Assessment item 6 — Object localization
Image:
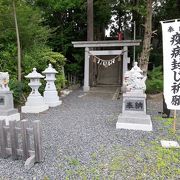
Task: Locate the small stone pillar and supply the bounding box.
[116,62,152,131]
[0,72,20,125]
[42,64,62,107]
[21,68,49,113]
[83,47,90,92]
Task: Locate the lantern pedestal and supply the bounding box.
[22,94,49,113]
[21,68,49,113]
[0,90,20,125]
[43,64,62,107]
[44,91,62,107]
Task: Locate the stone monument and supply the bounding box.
[21,68,49,113]
[0,72,20,125]
[42,64,62,107]
[116,62,152,131]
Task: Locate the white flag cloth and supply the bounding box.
[161,20,180,109]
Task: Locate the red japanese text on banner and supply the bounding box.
[161,20,180,110]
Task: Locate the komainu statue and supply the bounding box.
[124,62,147,92]
[0,72,10,91]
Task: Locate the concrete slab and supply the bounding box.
[116,113,152,131]
[89,86,119,94]
[160,140,180,148]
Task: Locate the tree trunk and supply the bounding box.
[87,0,94,86]
[177,0,180,12]
[87,0,93,41]
[139,0,152,74]
[13,0,21,82]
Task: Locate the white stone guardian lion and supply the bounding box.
[0,72,10,91]
[124,62,147,92]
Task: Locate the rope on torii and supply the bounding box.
[89,51,126,68]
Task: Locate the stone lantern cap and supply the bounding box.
[42,64,58,74]
[25,68,44,79]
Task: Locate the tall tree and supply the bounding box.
[12,0,21,82]
[139,0,153,73]
[94,0,112,40]
[87,0,93,41]
[0,0,66,102]
[35,0,87,80]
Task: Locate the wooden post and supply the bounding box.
[62,66,65,88]
[33,120,42,162]
[87,0,94,41]
[68,73,70,83]
[173,110,176,133]
[0,120,8,158]
[9,120,18,160]
[71,75,73,84]
[118,55,122,85]
[13,0,21,82]
[122,46,128,81]
[21,120,29,160]
[73,75,76,84]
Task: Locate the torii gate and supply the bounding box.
[72,40,141,92]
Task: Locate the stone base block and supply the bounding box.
[47,100,62,107]
[21,105,49,113]
[83,86,90,92]
[44,91,62,107]
[0,113,20,125]
[22,94,49,113]
[160,140,180,148]
[116,113,153,131]
[0,109,18,116]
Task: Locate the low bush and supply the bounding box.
[146,66,163,94]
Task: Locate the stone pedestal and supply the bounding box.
[43,64,62,107]
[116,90,152,131]
[0,91,20,125]
[44,91,62,107]
[22,94,49,113]
[21,68,49,113]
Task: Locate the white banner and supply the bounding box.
[161,20,180,110]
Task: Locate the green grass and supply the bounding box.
[55,116,180,179]
[56,141,179,179]
[154,116,174,126]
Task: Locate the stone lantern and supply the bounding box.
[42,64,62,107]
[0,72,20,125]
[21,68,49,113]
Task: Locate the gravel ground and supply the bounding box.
[0,88,179,179]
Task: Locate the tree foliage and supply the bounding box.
[0,0,180,99]
[146,66,163,94]
[0,0,66,104]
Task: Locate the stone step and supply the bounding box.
[116,113,153,131]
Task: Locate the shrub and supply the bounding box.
[146,66,163,94]
[7,48,66,105]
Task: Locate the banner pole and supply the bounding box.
[173,110,176,133]
[160,18,180,24]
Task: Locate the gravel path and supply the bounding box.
[0,88,179,179]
